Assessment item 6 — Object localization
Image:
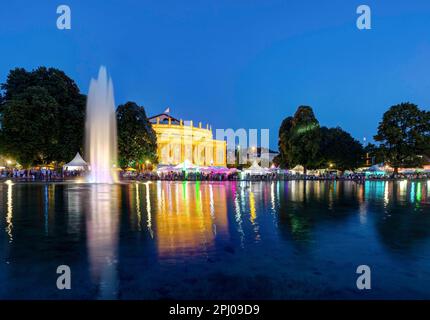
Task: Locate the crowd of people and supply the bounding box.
[1,167,430,182]
[122,170,239,181]
[124,170,292,181]
[0,168,63,181]
[364,172,430,180]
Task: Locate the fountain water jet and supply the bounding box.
[85,66,118,184]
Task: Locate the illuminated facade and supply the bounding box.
[149,112,226,166]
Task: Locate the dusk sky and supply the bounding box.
[1,0,430,149]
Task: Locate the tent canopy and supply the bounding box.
[290,165,304,174]
[244,161,269,175]
[156,165,176,173]
[64,153,88,170]
[200,166,230,173]
[367,164,385,172]
[174,160,198,170]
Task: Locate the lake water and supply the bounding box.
[0,180,429,299]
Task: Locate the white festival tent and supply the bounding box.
[174,159,199,171]
[156,165,176,173]
[290,165,304,175]
[63,153,88,171]
[243,161,270,175]
[366,164,386,173]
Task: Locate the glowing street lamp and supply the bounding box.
[144,160,152,171]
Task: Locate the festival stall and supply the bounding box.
[63,153,88,171]
[243,161,270,176]
[200,166,230,174]
[365,164,386,176]
[174,159,199,171]
[290,165,304,175]
[156,165,176,173]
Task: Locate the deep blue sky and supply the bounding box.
[1,0,430,149]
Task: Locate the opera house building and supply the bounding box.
[149,112,227,166]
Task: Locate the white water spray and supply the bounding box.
[85,66,118,183]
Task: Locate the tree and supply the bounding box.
[0,67,86,165]
[1,68,32,101]
[1,87,59,167]
[374,103,430,173]
[0,93,4,155]
[116,102,158,169]
[288,106,321,174]
[319,126,364,172]
[277,116,293,168]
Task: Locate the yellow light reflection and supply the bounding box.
[383,182,390,207]
[135,183,142,231]
[5,180,13,242]
[248,186,260,242]
[249,190,256,224]
[44,184,49,234]
[209,184,216,235]
[399,179,408,198]
[146,182,153,238]
[155,182,228,259]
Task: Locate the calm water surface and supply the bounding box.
[0,180,429,299]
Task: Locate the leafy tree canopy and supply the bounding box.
[116,101,158,169]
[319,126,364,171]
[288,106,321,172]
[277,116,293,168]
[0,67,86,166]
[1,86,59,167]
[277,106,364,172]
[374,102,430,171]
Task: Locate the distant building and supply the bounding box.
[148,111,226,166]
